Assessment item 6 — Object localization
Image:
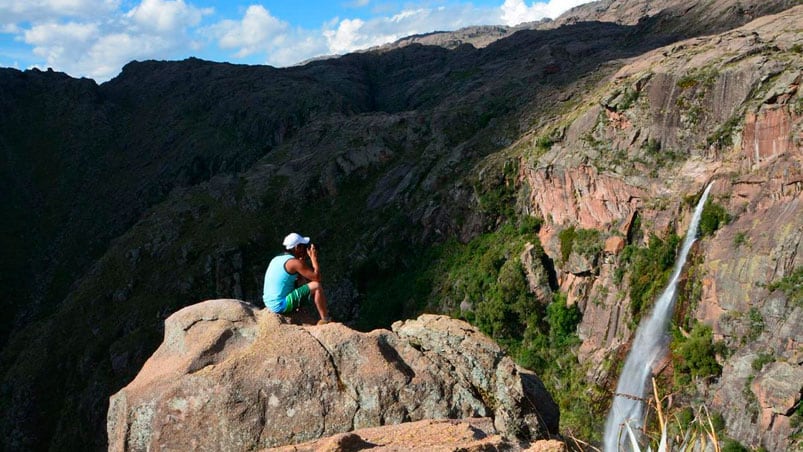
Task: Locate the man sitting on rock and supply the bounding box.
[263,232,330,325]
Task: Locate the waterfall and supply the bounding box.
[603,183,713,451]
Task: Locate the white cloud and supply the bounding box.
[500,0,590,26]
[324,18,384,54]
[0,0,120,26]
[126,0,210,33]
[25,21,99,62]
[208,5,289,58]
[9,0,213,80]
[2,23,21,33]
[322,5,493,55]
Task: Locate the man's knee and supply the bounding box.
[308,281,321,291]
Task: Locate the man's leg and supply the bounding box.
[307,281,329,322]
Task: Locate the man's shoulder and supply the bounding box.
[283,255,301,270]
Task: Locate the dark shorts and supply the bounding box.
[284,284,312,313]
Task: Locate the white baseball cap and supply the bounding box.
[283,232,310,249]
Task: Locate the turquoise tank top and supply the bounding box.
[263,254,296,312]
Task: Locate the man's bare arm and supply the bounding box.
[287,245,321,281]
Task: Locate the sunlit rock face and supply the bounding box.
[107,300,558,451]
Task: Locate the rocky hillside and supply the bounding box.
[524,9,802,450]
[1,0,801,450]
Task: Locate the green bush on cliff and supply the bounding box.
[672,322,726,385]
[546,293,581,347]
[699,200,731,237]
[767,266,803,307]
[621,234,681,322]
[475,158,519,222]
[559,226,602,262]
[558,226,576,262]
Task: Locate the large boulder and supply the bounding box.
[107,300,559,451]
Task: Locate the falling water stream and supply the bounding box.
[603,183,713,451]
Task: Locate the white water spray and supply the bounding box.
[603,183,713,451]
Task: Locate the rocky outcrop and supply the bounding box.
[107,300,559,451]
[269,418,567,452]
[522,164,644,234]
[554,0,799,36]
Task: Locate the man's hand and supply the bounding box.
[308,244,319,262]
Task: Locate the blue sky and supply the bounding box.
[0,0,592,82]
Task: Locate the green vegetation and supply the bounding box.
[677,74,700,90]
[707,115,742,148]
[721,439,750,452]
[792,400,803,431]
[699,200,731,237]
[751,352,774,371]
[675,252,705,330]
[743,376,760,422]
[746,307,765,342]
[641,138,681,174]
[733,231,747,248]
[767,266,803,307]
[558,226,602,263]
[620,234,681,322]
[474,158,519,221]
[672,322,727,386]
[559,227,576,262]
[545,292,582,347]
[794,95,803,116]
[618,87,640,110]
[535,135,555,152]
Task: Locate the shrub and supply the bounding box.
[623,234,681,321]
[721,439,750,452]
[546,293,581,346]
[644,138,661,154]
[733,231,747,247]
[767,266,803,307]
[535,135,554,152]
[707,115,741,148]
[751,353,774,371]
[618,87,639,110]
[677,74,699,89]
[573,228,603,257]
[559,226,576,262]
[672,323,726,385]
[746,307,765,341]
[474,159,519,221]
[699,200,731,237]
[558,226,602,262]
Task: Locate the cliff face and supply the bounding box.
[107,300,558,451]
[518,5,802,449]
[1,0,802,450]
